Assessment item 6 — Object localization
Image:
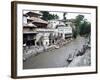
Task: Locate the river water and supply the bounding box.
[23,36,90,69]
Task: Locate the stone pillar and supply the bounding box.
[62,33,65,40]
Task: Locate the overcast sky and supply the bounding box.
[49,12,91,22]
[23,10,91,22]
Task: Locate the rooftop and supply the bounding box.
[28,17,48,24]
[23,23,37,28]
[26,11,42,17]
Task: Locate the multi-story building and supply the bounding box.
[48,20,73,40]
[23,11,49,47]
[23,14,37,46]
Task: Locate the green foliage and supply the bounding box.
[63,12,67,20]
[72,29,77,39]
[74,15,84,34]
[74,15,91,37]
[40,11,59,21]
[75,15,84,27]
[79,20,91,35]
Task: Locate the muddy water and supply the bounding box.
[23,36,89,69]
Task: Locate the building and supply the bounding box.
[23,11,49,47]
[56,23,72,39]
[48,20,73,40]
[23,14,37,46]
[23,11,74,47]
[26,11,48,28]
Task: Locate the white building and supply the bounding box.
[48,20,73,40]
[36,29,56,46]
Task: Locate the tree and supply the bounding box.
[40,11,59,21]
[74,15,84,34]
[75,15,84,27]
[54,14,59,19]
[40,11,50,21]
[72,29,77,38]
[74,14,91,38]
[79,20,91,36]
[63,12,67,20]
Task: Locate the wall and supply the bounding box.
[0,0,99,80]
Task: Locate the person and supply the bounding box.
[67,53,73,63]
[76,50,81,56]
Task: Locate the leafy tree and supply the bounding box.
[75,15,84,27]
[40,11,50,21]
[63,12,67,20]
[74,15,91,38]
[40,11,59,21]
[79,20,91,36]
[72,29,77,38]
[74,15,84,34]
[54,14,59,19]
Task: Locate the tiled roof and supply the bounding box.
[28,17,48,24]
[23,23,37,27]
[26,11,42,16]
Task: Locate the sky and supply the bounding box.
[49,12,91,22]
[23,10,91,22]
